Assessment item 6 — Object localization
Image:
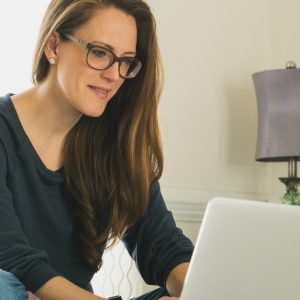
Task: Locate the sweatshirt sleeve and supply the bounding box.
[0,141,59,292]
[122,181,194,287]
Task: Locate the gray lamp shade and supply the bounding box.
[252,68,300,162]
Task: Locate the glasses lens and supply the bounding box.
[120,58,142,79]
[87,46,142,79]
[87,47,112,70]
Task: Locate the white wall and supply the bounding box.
[146,0,300,214]
[0,1,49,94]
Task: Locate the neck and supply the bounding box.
[13,82,82,138]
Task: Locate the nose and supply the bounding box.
[101,61,120,82]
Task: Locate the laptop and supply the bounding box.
[180,197,300,300]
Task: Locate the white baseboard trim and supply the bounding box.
[161,184,276,223]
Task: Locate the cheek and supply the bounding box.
[57,61,87,93]
[57,49,86,87]
[56,67,76,96]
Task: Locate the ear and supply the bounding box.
[44,32,61,62]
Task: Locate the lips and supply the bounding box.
[88,85,110,99]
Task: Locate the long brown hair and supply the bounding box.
[32,0,163,271]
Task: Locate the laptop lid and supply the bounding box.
[180,197,300,300]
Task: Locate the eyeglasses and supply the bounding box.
[61,33,142,79]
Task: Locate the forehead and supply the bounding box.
[75,7,137,53]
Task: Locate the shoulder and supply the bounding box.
[0,94,24,144]
[0,93,13,110]
[0,94,15,128]
[148,181,168,211]
[0,94,26,166]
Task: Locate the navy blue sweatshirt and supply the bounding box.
[0,94,193,292]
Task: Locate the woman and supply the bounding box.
[0,0,194,299]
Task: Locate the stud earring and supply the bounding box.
[49,58,56,65]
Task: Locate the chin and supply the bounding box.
[84,105,107,118]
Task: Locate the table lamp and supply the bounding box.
[252,61,300,205]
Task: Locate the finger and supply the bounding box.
[27,291,41,300]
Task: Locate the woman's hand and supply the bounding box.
[27,291,41,300]
[159,297,179,300]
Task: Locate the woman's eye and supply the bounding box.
[123,59,132,66]
[91,48,107,58]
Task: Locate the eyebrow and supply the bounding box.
[90,40,136,56]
